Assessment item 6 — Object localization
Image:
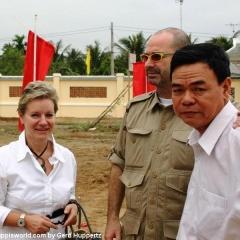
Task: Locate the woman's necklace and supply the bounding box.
[27,142,48,172]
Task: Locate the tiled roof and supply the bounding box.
[230,62,240,76]
[227,38,240,76]
[227,39,240,57]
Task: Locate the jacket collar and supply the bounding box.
[146,91,173,112]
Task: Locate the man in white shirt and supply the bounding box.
[170,43,240,240]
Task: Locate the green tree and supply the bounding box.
[12,34,27,54]
[86,40,107,75]
[0,35,27,75]
[114,32,150,62]
[0,47,25,75]
[2,43,14,52]
[188,33,198,44]
[66,48,86,75]
[206,36,232,51]
[48,39,72,75]
[96,56,111,75]
[114,52,128,75]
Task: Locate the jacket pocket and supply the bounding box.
[120,170,144,215]
[163,220,179,239]
[125,126,152,168]
[170,130,194,171]
[165,172,191,219]
[120,213,141,236]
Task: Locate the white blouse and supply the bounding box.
[0,131,77,240]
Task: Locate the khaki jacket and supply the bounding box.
[109,91,194,240]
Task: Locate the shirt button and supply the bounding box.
[161,124,166,130]
[131,137,136,143]
[156,148,162,154]
[128,181,132,186]
[149,197,155,204]
[152,172,157,178]
[148,222,154,229]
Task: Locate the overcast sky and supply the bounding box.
[1,0,240,55]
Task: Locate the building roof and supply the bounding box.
[227,38,240,57]
[230,62,240,76]
[226,38,240,77]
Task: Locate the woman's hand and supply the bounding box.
[62,203,78,228]
[25,214,58,234]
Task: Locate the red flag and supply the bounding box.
[18,30,55,131]
[22,30,55,90]
[133,62,155,97]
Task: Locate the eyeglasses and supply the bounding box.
[140,52,174,63]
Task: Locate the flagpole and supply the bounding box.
[13,16,29,30]
[33,14,37,82]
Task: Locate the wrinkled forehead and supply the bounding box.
[171,63,218,86]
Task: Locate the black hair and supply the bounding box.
[170,43,230,84]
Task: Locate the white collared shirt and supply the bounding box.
[0,131,77,240]
[177,101,240,240]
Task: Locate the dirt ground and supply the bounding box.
[0,117,126,238]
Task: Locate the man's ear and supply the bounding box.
[222,77,232,100]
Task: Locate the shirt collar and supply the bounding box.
[17,131,65,163]
[146,91,173,112]
[188,101,237,155]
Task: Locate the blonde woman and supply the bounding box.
[0,81,78,240]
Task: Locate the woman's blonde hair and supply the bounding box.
[17,81,59,114]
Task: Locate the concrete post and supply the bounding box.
[116,73,124,117]
[53,73,61,116]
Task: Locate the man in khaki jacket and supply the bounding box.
[104,28,240,240]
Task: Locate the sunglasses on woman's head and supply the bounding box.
[140,52,174,63]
